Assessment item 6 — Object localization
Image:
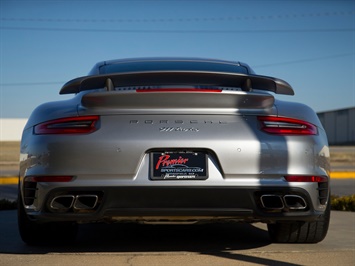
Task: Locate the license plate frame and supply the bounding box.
[150,151,208,180]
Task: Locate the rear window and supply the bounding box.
[100,61,249,75]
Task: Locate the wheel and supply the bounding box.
[18,189,78,245]
[267,200,331,243]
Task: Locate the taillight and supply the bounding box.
[285,175,328,183]
[34,116,99,135]
[258,116,317,135]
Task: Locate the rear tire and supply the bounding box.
[18,190,78,245]
[267,200,331,243]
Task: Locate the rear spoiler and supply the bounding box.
[60,71,294,95]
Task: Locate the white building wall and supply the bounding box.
[0,119,28,141]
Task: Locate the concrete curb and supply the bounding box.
[0,172,354,185]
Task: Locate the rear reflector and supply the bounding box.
[34,116,99,135]
[258,116,317,135]
[285,175,328,183]
[25,176,74,182]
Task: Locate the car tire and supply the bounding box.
[18,189,78,245]
[267,199,331,243]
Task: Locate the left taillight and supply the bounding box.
[34,116,100,135]
[258,116,317,135]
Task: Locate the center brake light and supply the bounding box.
[258,116,317,135]
[136,87,222,93]
[34,116,100,135]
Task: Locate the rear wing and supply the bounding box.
[60,71,294,95]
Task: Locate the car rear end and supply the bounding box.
[18,59,330,244]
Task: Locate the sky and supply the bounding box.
[0,0,354,119]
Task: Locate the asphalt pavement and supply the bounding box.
[0,210,354,265]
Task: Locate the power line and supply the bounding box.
[1,11,354,24]
[253,53,354,68]
[1,26,354,33]
[0,81,65,87]
[1,53,353,87]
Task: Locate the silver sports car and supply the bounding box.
[18,57,331,245]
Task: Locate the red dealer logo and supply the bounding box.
[155,155,189,170]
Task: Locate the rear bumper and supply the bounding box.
[25,186,327,224]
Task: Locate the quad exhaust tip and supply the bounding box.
[50,195,75,210]
[260,194,307,210]
[50,194,99,211]
[260,195,284,210]
[283,195,307,210]
[73,195,98,210]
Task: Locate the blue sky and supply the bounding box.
[0,0,354,118]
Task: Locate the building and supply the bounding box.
[0,119,27,141]
[317,107,355,145]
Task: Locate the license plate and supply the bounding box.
[150,151,208,180]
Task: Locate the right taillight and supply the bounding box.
[258,116,317,135]
[34,116,100,135]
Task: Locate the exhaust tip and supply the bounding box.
[73,195,99,210]
[283,195,307,210]
[50,195,75,210]
[260,194,284,210]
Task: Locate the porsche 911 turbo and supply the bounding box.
[18,57,330,245]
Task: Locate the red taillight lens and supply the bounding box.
[34,116,99,135]
[285,175,328,183]
[258,116,317,135]
[25,176,74,182]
